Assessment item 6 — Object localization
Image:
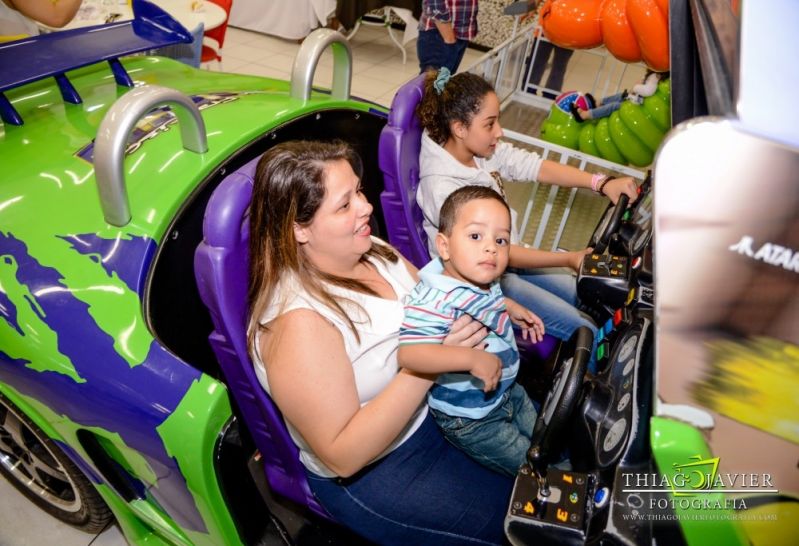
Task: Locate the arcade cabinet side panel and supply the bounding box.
[652,118,799,530]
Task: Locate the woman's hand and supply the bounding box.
[603,176,638,204]
[505,298,545,343]
[443,314,489,348]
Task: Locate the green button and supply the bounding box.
[597,343,606,360]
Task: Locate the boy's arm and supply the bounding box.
[398,344,502,393]
[398,343,481,374]
[399,300,501,391]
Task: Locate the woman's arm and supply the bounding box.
[7,0,83,28]
[263,309,433,478]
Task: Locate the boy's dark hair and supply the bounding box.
[438,186,510,236]
[417,70,495,145]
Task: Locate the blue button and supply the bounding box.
[594,487,610,508]
[604,319,613,332]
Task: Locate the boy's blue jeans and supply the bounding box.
[500,268,598,372]
[431,383,537,476]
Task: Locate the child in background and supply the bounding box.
[571,71,663,122]
[399,185,545,476]
[416,69,639,371]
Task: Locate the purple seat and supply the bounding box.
[193,156,330,520]
[377,75,558,360]
[378,74,430,269]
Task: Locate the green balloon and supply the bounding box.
[619,101,664,151]
[608,112,653,166]
[642,93,670,132]
[657,78,670,97]
[540,106,581,148]
[593,118,626,164]
[578,123,600,157]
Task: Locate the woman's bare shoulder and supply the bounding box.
[268,308,336,337]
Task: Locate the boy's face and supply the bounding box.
[436,198,511,289]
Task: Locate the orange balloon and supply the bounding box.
[601,0,642,63]
[540,0,603,49]
[626,0,670,71]
[653,0,670,19]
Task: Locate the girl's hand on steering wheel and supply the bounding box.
[604,176,638,205]
[444,314,488,349]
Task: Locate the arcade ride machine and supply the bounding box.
[502,1,798,545]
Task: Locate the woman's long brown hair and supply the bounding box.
[247,140,397,354]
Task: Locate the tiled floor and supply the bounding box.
[220,23,486,106]
[1,23,616,546]
[0,475,125,545]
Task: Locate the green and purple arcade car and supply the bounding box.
[1,1,797,545]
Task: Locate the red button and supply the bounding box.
[632,256,642,269]
[613,308,623,325]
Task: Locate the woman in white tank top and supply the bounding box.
[248,141,514,545]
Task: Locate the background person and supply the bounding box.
[0,0,82,39]
[572,71,664,122]
[417,0,478,74]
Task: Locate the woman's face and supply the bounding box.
[461,91,503,158]
[294,159,374,271]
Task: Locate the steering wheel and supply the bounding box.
[526,327,593,469]
[589,193,630,254]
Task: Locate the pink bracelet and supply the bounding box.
[591,173,607,193]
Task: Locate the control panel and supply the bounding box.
[578,253,632,310]
[506,468,598,546]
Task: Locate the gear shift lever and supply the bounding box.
[527,444,550,498]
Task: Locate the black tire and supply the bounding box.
[0,392,114,533]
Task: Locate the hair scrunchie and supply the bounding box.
[433,67,451,95]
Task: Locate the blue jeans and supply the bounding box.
[417,29,469,74]
[307,413,513,545]
[500,268,598,372]
[589,92,626,118]
[431,383,537,477]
